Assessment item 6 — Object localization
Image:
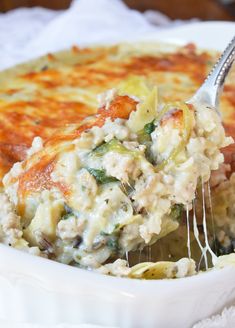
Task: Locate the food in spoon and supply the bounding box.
[1,77,232,277]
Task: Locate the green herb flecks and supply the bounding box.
[100,229,121,254]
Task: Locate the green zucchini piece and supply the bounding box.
[86,168,118,184]
[92,139,139,158]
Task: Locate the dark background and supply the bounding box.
[0,0,234,20]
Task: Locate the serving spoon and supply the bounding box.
[188,35,235,111]
[186,35,235,269]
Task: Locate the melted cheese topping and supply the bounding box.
[0,42,234,184]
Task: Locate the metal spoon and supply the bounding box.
[188,35,235,111]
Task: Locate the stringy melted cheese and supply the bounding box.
[0,85,232,278]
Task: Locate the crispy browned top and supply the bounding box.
[16,95,137,204]
[0,43,234,183]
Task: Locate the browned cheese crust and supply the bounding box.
[0,43,234,183]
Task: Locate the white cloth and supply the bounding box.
[0,306,235,328]
[0,0,193,70]
[194,306,235,328]
[0,0,234,327]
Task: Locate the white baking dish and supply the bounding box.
[0,22,235,328]
[0,245,235,328]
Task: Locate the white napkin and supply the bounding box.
[0,6,60,69]
[194,306,235,328]
[0,0,153,69]
[1,306,235,328]
[27,0,155,52]
[0,1,234,327]
[0,0,191,70]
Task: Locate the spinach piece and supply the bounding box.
[138,121,155,144]
[100,230,121,254]
[87,168,118,184]
[137,121,156,164]
[170,204,184,221]
[144,121,155,135]
[106,235,120,253]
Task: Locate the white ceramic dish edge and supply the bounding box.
[1,245,235,328]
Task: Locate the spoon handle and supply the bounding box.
[190,35,235,110]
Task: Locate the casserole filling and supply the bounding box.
[0,77,233,278]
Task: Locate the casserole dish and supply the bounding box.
[0,22,235,327]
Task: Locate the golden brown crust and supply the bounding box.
[0,42,234,183]
[15,95,137,207]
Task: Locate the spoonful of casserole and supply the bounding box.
[0,36,234,279]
